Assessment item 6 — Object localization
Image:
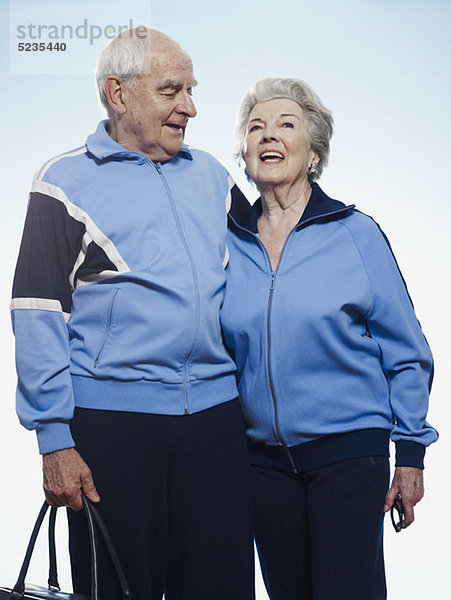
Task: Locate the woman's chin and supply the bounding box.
[253,173,287,188]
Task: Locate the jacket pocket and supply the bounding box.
[93,288,120,368]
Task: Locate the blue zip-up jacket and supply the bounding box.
[11,120,246,455]
[221,183,438,470]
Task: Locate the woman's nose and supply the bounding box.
[261,125,279,142]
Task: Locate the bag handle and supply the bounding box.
[10,502,49,599]
[82,496,133,600]
[47,506,59,590]
[11,494,134,600]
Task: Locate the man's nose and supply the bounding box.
[177,92,197,118]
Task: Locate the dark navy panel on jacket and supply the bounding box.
[12,192,85,314]
[11,121,242,454]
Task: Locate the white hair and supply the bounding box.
[234,78,334,181]
[95,30,150,111]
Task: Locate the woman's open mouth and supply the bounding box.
[259,151,285,163]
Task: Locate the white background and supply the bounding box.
[1,0,450,597]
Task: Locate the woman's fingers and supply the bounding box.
[384,466,424,528]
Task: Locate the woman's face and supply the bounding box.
[243,98,318,189]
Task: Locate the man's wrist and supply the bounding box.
[36,422,75,455]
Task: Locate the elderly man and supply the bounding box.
[11,29,254,600]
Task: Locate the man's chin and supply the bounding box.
[161,141,185,162]
[147,143,184,163]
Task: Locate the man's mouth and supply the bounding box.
[164,122,185,133]
[260,150,285,163]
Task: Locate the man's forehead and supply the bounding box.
[141,54,196,89]
[142,47,193,76]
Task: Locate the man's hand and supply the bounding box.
[383,466,424,528]
[42,448,100,511]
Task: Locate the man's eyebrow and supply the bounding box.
[158,79,198,91]
[158,79,183,91]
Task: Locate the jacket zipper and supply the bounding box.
[259,235,298,474]
[154,162,200,414]
[227,202,354,473]
[94,288,119,368]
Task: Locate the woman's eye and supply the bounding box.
[282,122,294,128]
[249,125,261,132]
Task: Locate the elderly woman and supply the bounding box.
[221,78,438,600]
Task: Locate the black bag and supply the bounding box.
[0,494,134,600]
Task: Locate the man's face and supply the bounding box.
[124,48,197,162]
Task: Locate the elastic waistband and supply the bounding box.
[71,374,238,415]
[248,428,390,473]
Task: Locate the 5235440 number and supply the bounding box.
[18,42,67,51]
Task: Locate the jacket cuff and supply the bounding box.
[36,422,75,455]
[395,440,425,469]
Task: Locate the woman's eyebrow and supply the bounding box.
[280,113,301,120]
[249,113,301,124]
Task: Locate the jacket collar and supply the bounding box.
[86,120,193,162]
[229,182,354,234]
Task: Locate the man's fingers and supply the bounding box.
[43,480,68,507]
[44,489,64,507]
[44,483,83,510]
[80,469,101,503]
[42,448,98,510]
[65,486,84,511]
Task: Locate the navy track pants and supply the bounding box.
[67,400,255,600]
[252,456,389,600]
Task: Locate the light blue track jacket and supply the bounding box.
[221,183,438,465]
[11,121,242,454]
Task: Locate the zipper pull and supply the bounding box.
[154,162,162,174]
[270,272,276,291]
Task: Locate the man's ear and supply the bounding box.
[103,76,127,115]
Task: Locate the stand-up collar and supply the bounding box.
[229,182,355,234]
[86,120,193,162]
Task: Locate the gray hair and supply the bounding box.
[95,30,150,111]
[234,78,334,181]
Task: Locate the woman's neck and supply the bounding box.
[259,178,312,225]
[257,178,313,271]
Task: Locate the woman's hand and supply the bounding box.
[384,466,424,528]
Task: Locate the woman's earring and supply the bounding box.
[308,163,317,174]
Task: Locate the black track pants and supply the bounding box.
[67,400,255,600]
[252,456,389,600]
